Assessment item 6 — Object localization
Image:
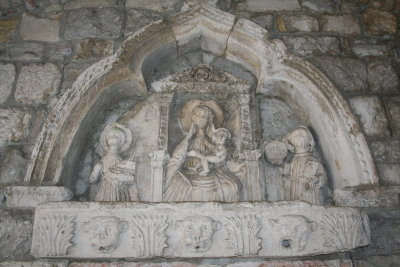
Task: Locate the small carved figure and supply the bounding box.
[187,127,230,176]
[176,216,221,252]
[265,127,327,205]
[89,123,139,202]
[271,215,317,252]
[164,100,240,202]
[83,216,128,253]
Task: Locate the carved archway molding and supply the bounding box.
[24,4,378,195]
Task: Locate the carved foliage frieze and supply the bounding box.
[32,214,75,257]
[225,215,262,256]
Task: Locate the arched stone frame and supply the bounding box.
[24,4,378,196]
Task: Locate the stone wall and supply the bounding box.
[0,0,398,266]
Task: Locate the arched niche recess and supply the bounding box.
[24,4,378,196]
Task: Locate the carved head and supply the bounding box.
[192,105,213,130]
[272,215,317,252]
[212,128,231,145]
[286,127,315,154]
[83,216,128,253]
[100,123,133,154]
[176,216,221,252]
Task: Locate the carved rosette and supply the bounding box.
[155,93,174,150]
[131,214,169,257]
[32,214,75,257]
[237,94,253,151]
[225,215,262,256]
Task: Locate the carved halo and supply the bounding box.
[100,123,133,153]
[285,126,315,153]
[179,99,224,132]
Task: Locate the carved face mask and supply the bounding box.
[83,216,128,253]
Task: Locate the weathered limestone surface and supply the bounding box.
[363,8,398,35]
[376,163,400,185]
[20,14,60,42]
[385,97,400,136]
[0,18,18,42]
[1,42,44,61]
[0,148,28,185]
[242,0,301,12]
[74,39,114,59]
[281,36,340,57]
[64,0,120,10]
[2,186,73,209]
[15,63,61,105]
[0,209,33,259]
[277,15,319,32]
[334,187,400,207]
[321,15,361,36]
[124,9,163,36]
[0,261,68,267]
[300,0,334,13]
[370,140,400,162]
[0,109,31,144]
[310,57,367,92]
[367,60,399,93]
[349,96,390,137]
[64,8,122,40]
[0,63,15,103]
[31,202,370,258]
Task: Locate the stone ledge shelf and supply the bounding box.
[31,201,370,259]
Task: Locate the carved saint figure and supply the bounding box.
[163,100,240,202]
[176,216,221,252]
[265,127,327,205]
[89,123,139,202]
[83,216,128,253]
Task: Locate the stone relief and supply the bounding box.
[265,127,327,205]
[163,100,241,202]
[89,123,139,202]
[131,214,169,257]
[225,215,262,256]
[270,215,317,252]
[83,216,128,253]
[33,214,75,257]
[320,212,370,250]
[176,216,221,253]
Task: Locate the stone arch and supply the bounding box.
[24,4,378,193]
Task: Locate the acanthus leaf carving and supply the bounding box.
[320,212,369,250]
[35,214,75,257]
[225,215,262,256]
[131,214,169,257]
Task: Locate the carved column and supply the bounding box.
[237,94,263,201]
[149,93,173,202]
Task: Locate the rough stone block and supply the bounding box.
[334,187,400,207]
[20,13,60,42]
[2,186,73,209]
[46,42,74,62]
[64,8,122,40]
[321,15,361,36]
[31,202,369,258]
[62,59,99,91]
[0,261,68,267]
[363,8,398,35]
[281,36,340,57]
[74,39,114,59]
[0,209,33,259]
[0,17,18,42]
[125,0,176,12]
[3,42,44,61]
[124,8,163,36]
[64,0,119,10]
[377,163,400,185]
[370,140,400,162]
[0,108,31,144]
[300,0,335,13]
[310,57,367,92]
[250,15,274,31]
[0,63,15,104]
[277,15,319,32]
[385,97,400,136]
[243,0,301,12]
[354,255,400,267]
[350,39,393,57]
[15,63,61,105]
[0,148,28,185]
[349,96,390,137]
[368,60,399,93]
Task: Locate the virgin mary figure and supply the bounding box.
[163,100,241,202]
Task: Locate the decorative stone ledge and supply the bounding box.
[32,201,369,259]
[2,186,72,209]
